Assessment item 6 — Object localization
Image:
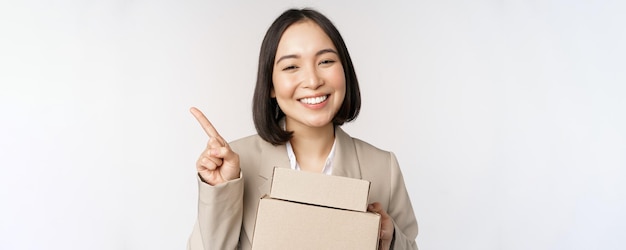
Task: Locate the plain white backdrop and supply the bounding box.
[1,0,625,249]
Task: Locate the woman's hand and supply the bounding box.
[190,107,240,186]
[368,202,394,250]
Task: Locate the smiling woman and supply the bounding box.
[271,20,347,138]
[187,8,418,250]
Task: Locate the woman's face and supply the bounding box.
[272,20,346,131]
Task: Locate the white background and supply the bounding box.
[1,0,625,249]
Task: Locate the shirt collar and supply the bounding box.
[286,139,336,175]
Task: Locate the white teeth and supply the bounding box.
[300,95,327,105]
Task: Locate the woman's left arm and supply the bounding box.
[386,152,419,250]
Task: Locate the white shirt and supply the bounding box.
[285,139,336,175]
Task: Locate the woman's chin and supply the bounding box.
[305,119,335,128]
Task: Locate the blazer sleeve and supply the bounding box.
[388,153,419,250]
[187,175,244,250]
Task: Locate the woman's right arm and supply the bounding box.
[187,107,243,250]
[187,176,243,250]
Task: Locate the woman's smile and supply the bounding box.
[299,94,329,106]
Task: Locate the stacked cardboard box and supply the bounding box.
[252,168,381,250]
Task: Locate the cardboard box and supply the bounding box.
[252,168,381,250]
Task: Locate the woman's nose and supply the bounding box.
[302,66,323,89]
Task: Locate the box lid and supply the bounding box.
[270,167,370,212]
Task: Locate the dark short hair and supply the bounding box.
[252,8,361,145]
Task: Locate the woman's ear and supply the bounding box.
[271,88,276,98]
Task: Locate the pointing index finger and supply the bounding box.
[190,107,221,138]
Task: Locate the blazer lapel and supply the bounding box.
[257,142,290,196]
[332,127,363,179]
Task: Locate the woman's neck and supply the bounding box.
[287,122,335,172]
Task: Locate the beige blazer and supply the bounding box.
[187,127,418,250]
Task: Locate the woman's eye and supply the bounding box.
[282,65,298,71]
[319,60,335,65]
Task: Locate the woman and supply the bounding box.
[187,8,418,250]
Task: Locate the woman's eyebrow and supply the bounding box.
[276,54,299,65]
[275,48,338,65]
[316,48,338,57]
